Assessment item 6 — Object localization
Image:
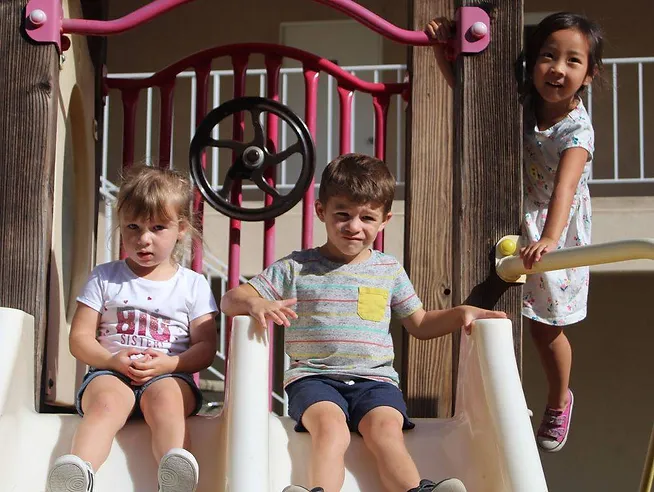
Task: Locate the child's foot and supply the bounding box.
[47,454,95,492]
[409,478,467,492]
[537,388,574,452]
[281,486,324,492]
[158,448,199,492]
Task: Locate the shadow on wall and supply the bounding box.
[523,270,654,492]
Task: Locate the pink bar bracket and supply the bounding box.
[24,0,64,52]
[447,7,491,61]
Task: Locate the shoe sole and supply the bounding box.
[537,390,574,453]
[158,452,198,492]
[47,459,92,492]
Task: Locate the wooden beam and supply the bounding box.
[0,1,60,410]
[451,1,523,374]
[403,0,455,418]
[404,0,523,418]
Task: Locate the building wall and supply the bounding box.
[48,0,98,405]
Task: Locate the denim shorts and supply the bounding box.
[286,375,415,434]
[75,369,203,418]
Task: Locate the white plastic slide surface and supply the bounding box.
[0,309,547,491]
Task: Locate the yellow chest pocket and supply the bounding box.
[357,287,389,322]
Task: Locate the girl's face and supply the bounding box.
[120,207,187,277]
[533,28,593,107]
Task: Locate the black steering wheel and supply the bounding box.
[189,96,315,221]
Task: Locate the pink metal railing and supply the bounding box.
[104,42,408,406]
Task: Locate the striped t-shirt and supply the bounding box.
[248,248,423,387]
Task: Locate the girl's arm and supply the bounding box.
[521,147,589,269]
[69,302,115,368]
[426,17,455,89]
[166,312,217,373]
[402,305,506,340]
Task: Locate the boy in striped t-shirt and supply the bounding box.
[221,153,506,492]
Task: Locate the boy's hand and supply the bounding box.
[460,306,507,334]
[249,297,298,331]
[108,348,145,377]
[425,17,454,45]
[520,237,558,270]
[127,348,176,385]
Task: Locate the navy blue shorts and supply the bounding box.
[285,375,415,433]
[75,369,203,418]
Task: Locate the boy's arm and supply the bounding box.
[402,305,506,340]
[220,283,297,329]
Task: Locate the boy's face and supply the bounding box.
[315,196,391,263]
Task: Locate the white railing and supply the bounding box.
[587,57,654,184]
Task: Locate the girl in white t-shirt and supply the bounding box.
[47,166,218,492]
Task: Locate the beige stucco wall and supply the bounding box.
[523,270,654,491]
[47,0,98,406]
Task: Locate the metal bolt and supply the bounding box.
[470,22,488,40]
[29,9,47,26]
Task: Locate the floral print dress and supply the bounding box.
[522,99,594,326]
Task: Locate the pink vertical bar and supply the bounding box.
[303,69,319,250]
[121,88,139,170]
[265,55,281,410]
[158,79,175,169]
[373,94,390,252]
[337,86,353,155]
[225,54,249,363]
[191,62,211,274]
[120,88,140,260]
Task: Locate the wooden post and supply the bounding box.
[451,0,523,371]
[403,0,455,418]
[0,1,60,410]
[404,0,523,418]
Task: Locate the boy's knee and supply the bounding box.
[359,408,404,442]
[305,406,351,449]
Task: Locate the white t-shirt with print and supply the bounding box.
[77,260,218,356]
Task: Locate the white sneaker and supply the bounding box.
[47,454,94,492]
[433,478,467,491]
[158,448,199,492]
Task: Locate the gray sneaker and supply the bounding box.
[158,448,199,492]
[47,454,94,492]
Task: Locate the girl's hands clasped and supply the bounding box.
[127,349,176,385]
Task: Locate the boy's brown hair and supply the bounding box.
[117,165,196,263]
[318,153,395,213]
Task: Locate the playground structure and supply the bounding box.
[0,311,549,491]
[0,0,653,490]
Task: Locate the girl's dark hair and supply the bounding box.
[521,12,604,101]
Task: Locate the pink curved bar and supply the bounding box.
[106,43,406,97]
[62,0,194,35]
[59,0,431,45]
[314,0,432,46]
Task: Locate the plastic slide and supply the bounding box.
[0,308,547,491]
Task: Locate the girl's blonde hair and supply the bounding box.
[116,165,196,263]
